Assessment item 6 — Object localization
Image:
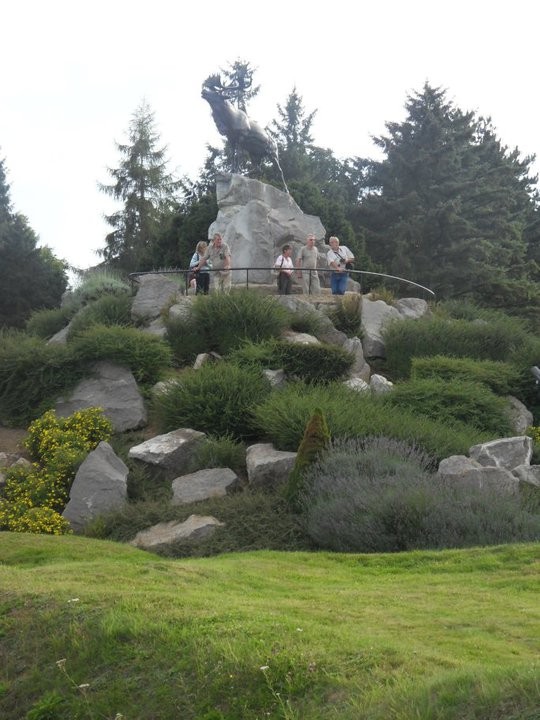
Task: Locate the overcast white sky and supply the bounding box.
[2,0,539,270]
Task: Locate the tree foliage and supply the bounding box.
[355,83,539,306]
[98,100,182,272]
[0,155,68,329]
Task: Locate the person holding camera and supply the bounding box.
[326,236,355,295]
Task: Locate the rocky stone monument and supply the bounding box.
[202,77,327,285]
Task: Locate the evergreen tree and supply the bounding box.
[0,155,68,328]
[98,101,181,272]
[269,87,316,181]
[356,83,539,305]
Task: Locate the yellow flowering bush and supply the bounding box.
[25,408,113,462]
[0,407,113,535]
[0,500,71,535]
[526,426,540,444]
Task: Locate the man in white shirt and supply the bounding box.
[326,236,354,295]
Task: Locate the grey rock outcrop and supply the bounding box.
[63,441,128,531]
[343,336,371,382]
[394,297,430,319]
[246,443,297,489]
[209,174,326,284]
[438,437,539,498]
[131,274,182,323]
[360,298,402,359]
[369,374,394,394]
[469,436,532,470]
[171,468,240,504]
[130,515,224,549]
[128,428,206,478]
[505,396,534,434]
[54,361,147,432]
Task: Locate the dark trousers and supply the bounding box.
[196,272,210,295]
[277,272,293,295]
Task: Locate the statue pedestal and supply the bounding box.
[209,174,326,284]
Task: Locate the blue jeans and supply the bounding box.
[331,271,348,295]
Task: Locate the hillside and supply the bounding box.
[1,534,539,719]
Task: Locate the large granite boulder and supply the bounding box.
[131,274,182,323]
[128,428,206,478]
[54,361,147,432]
[209,173,326,284]
[63,441,128,531]
[246,443,297,489]
[361,298,401,359]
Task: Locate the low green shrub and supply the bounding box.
[66,293,133,338]
[411,355,521,396]
[190,289,289,354]
[229,339,354,383]
[507,335,540,408]
[85,489,313,556]
[152,362,271,441]
[0,331,84,426]
[286,308,323,336]
[67,269,131,310]
[385,377,514,436]
[188,434,247,478]
[25,306,75,339]
[327,293,363,337]
[300,436,540,552]
[165,314,209,366]
[384,315,530,379]
[70,325,172,384]
[253,381,489,459]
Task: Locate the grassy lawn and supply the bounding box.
[0,533,539,719]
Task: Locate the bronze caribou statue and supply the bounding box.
[201,76,289,193]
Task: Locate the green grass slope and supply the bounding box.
[1,533,539,720]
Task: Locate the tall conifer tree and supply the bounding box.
[99,101,180,272]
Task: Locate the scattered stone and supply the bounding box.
[171,468,240,504]
[246,443,297,489]
[469,436,532,470]
[128,428,206,478]
[130,515,224,549]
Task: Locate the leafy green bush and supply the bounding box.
[70,325,172,384]
[384,315,531,379]
[300,436,540,552]
[152,362,271,440]
[411,355,521,396]
[253,381,489,459]
[229,339,354,383]
[25,306,75,339]
[66,293,133,338]
[385,377,514,436]
[0,330,84,426]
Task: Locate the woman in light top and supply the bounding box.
[274,243,294,295]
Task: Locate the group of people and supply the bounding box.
[273,234,355,296]
[189,232,355,296]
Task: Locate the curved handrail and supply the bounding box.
[128,267,435,299]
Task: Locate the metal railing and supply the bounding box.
[128,267,435,300]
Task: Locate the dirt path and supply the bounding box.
[0,428,28,455]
